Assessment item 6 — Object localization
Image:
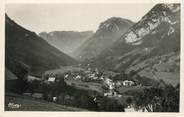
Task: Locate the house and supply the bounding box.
[75,75,81,80]
[48,77,56,82]
[105,78,115,89]
[113,91,117,96]
[123,80,135,86]
[109,84,114,90]
[93,97,97,102]
[93,76,98,80]
[117,94,122,98]
[104,91,113,96]
[87,67,91,71]
[89,73,95,78]
[8,102,21,109]
[53,97,57,102]
[95,68,99,74]
[105,78,112,85]
[100,76,104,80]
[64,74,69,80]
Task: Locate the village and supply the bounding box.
[6,63,163,112]
[21,63,137,104]
[4,61,149,112]
[38,64,137,101]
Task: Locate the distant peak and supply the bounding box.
[102,17,134,25]
[95,17,134,35]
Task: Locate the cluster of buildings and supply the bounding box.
[103,90,122,98]
[62,67,136,98]
[63,67,102,82]
[41,67,136,100]
[104,78,135,90]
[103,79,135,98]
[8,102,21,109]
[103,78,122,98]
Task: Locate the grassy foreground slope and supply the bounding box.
[5,94,88,111]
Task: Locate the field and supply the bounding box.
[117,86,151,94]
[44,66,84,76]
[5,93,88,111]
[65,80,104,94]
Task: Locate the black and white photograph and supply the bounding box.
[3,1,182,113]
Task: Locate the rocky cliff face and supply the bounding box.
[94,4,180,86]
[73,17,134,60]
[122,4,180,45]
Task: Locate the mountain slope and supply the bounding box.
[95,4,180,86]
[5,14,77,76]
[39,31,93,56]
[73,17,134,60]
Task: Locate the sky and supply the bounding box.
[6,3,156,34]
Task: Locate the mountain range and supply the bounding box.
[5,3,180,86]
[5,14,77,76]
[39,31,93,56]
[73,17,134,60]
[94,4,180,86]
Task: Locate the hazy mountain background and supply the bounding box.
[73,17,134,60]
[93,4,180,86]
[39,31,94,56]
[5,14,77,77]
